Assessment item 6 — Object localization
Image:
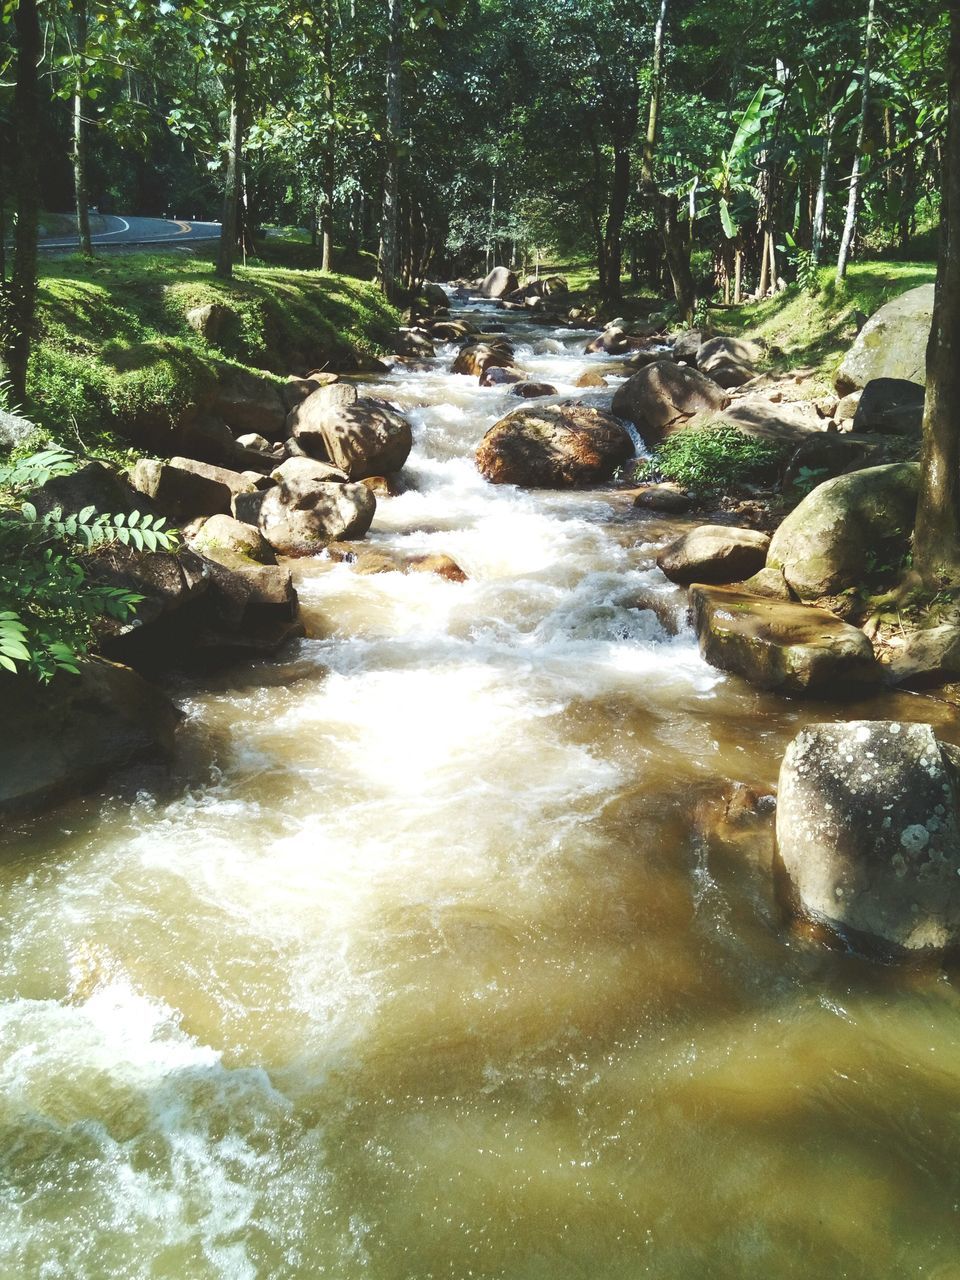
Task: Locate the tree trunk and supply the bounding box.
[836,0,876,281]
[914,2,960,586]
[640,0,694,318]
[602,144,631,301]
[320,0,335,273]
[2,0,41,403]
[811,111,835,267]
[377,0,403,301]
[216,32,247,281]
[641,0,668,190]
[661,195,696,322]
[72,0,93,258]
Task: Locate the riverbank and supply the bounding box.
[20,245,400,459]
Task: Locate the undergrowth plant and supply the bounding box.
[637,424,786,498]
[0,446,178,681]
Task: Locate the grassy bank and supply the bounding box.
[25,243,400,455]
[716,261,936,391]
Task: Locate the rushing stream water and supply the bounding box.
[4,301,960,1279]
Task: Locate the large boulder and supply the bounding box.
[697,336,761,388]
[203,364,287,438]
[391,328,435,358]
[421,281,450,311]
[690,585,878,694]
[91,543,299,667]
[130,457,257,522]
[258,476,376,556]
[835,283,934,394]
[452,343,516,378]
[611,361,729,447]
[585,326,629,355]
[0,407,36,452]
[188,513,275,566]
[657,525,770,585]
[884,624,960,688]
[31,460,147,519]
[476,403,634,488]
[851,378,925,436]
[671,329,703,364]
[1,659,179,816]
[777,721,960,953]
[290,384,412,479]
[479,266,519,299]
[766,462,920,602]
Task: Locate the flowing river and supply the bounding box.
[3,301,960,1279]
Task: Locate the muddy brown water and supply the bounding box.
[3,302,960,1279]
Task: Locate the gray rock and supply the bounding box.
[510,381,558,399]
[835,283,934,394]
[851,378,925,436]
[270,457,349,486]
[131,457,256,522]
[585,327,629,355]
[690,584,878,694]
[885,624,960,688]
[657,525,770,585]
[392,328,435,358]
[185,301,238,344]
[671,329,703,363]
[697,336,761,388]
[777,720,960,953]
[1,659,180,817]
[31,460,146,518]
[188,513,275,566]
[767,462,920,601]
[0,407,37,452]
[611,361,729,447]
[632,484,693,514]
[479,266,519,299]
[258,478,376,556]
[293,391,412,480]
[204,364,286,438]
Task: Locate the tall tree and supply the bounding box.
[836,0,877,280]
[377,0,403,300]
[913,0,960,586]
[1,0,42,403]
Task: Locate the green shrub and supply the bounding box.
[0,447,177,681]
[637,424,786,498]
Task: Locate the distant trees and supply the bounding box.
[0,0,950,377]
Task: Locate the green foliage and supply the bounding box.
[637,425,786,499]
[26,251,398,452]
[0,447,178,682]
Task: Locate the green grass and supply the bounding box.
[26,241,400,454]
[709,261,936,392]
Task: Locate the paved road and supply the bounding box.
[38,214,221,250]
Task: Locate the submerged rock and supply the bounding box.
[690,584,878,694]
[476,403,634,488]
[1,659,180,816]
[777,720,960,954]
[657,525,769,586]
